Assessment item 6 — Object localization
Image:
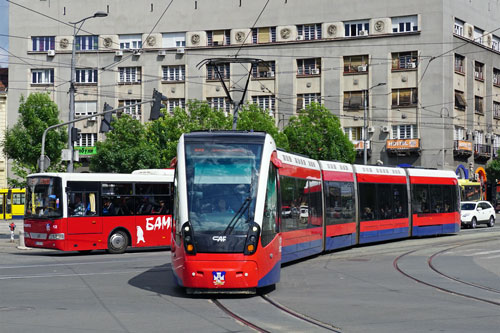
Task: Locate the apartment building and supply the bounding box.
[7,0,500,184]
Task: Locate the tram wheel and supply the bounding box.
[107,230,129,254]
[487,216,495,228]
[471,217,477,229]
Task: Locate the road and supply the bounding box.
[0,220,499,332]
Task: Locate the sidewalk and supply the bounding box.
[0,219,27,250]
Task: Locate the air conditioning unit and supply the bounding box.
[176,48,185,54]
[268,71,275,77]
[158,50,167,56]
[382,125,391,133]
[47,50,55,57]
[115,50,123,56]
[297,35,305,41]
[368,126,375,133]
[358,30,368,36]
[408,62,416,69]
[357,65,367,72]
[311,68,320,75]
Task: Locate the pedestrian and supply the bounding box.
[9,222,16,243]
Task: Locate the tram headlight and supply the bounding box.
[244,222,260,255]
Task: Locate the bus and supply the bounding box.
[458,179,483,201]
[24,172,174,254]
[0,188,25,220]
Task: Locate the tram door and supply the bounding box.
[0,193,5,219]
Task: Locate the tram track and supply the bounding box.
[394,237,500,307]
[212,295,342,332]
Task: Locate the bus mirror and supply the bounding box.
[170,157,177,168]
[271,151,282,168]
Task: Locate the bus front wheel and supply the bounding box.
[107,230,129,254]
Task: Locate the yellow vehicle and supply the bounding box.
[0,188,25,220]
[458,179,483,202]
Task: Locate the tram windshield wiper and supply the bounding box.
[222,196,252,236]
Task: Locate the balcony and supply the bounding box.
[386,138,421,156]
[474,144,491,161]
[453,140,473,158]
[352,140,371,157]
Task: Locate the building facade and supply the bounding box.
[0,68,7,187]
[7,0,500,183]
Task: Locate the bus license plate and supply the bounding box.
[35,241,43,246]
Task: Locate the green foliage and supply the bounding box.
[486,157,500,183]
[89,115,161,173]
[283,102,355,163]
[2,93,67,182]
[237,104,289,151]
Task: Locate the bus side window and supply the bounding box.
[69,192,86,216]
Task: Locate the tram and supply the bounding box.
[171,131,460,293]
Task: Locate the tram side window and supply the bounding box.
[324,181,355,225]
[442,185,455,212]
[13,193,25,205]
[430,186,443,213]
[279,176,308,231]
[359,183,377,221]
[261,165,278,247]
[393,184,408,218]
[307,180,323,227]
[412,185,429,213]
[378,184,392,219]
[173,175,182,244]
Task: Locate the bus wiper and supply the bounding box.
[223,196,251,236]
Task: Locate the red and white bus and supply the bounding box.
[24,172,174,254]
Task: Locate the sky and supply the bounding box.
[0,1,8,68]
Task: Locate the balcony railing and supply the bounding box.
[474,144,491,160]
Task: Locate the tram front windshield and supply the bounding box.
[185,142,262,252]
[26,176,63,218]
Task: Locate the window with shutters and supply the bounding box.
[207,30,231,46]
[251,27,277,43]
[343,91,366,110]
[391,88,418,107]
[455,90,466,111]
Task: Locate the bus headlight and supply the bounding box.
[244,222,260,255]
[48,233,65,240]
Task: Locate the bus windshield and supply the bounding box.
[26,176,63,218]
[185,142,263,236]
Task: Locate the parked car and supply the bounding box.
[460,201,495,228]
[282,206,292,218]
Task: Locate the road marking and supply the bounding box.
[0,267,168,280]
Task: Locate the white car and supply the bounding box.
[460,201,495,228]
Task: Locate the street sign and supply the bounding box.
[37,155,50,170]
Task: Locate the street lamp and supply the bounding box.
[67,11,107,172]
[364,82,386,165]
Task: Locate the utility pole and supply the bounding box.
[364,82,386,165]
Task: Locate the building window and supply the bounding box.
[344,20,369,37]
[252,95,276,115]
[455,90,466,111]
[474,27,484,44]
[392,51,418,70]
[392,15,418,33]
[454,19,464,36]
[167,99,186,112]
[494,102,500,119]
[162,66,185,81]
[32,36,55,51]
[31,69,54,84]
[474,62,484,80]
[343,91,366,110]
[493,135,500,157]
[474,96,484,114]
[252,61,275,78]
[474,131,484,145]
[75,101,97,119]
[74,133,97,147]
[161,32,186,48]
[207,30,231,46]
[493,36,500,52]
[392,124,417,139]
[119,34,142,49]
[297,58,321,75]
[391,88,418,107]
[75,68,98,84]
[119,67,141,83]
[454,126,465,140]
[251,27,277,43]
[207,97,231,114]
[207,63,230,80]
[118,100,142,120]
[493,69,500,86]
[75,35,99,51]
[344,55,368,73]
[454,54,465,74]
[297,24,322,40]
[344,127,363,141]
[297,93,321,110]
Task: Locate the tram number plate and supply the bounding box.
[35,242,43,246]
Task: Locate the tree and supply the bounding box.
[486,158,500,184]
[89,115,161,173]
[283,102,355,163]
[2,93,67,187]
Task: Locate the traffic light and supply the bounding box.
[71,127,81,142]
[100,102,114,133]
[150,89,167,120]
